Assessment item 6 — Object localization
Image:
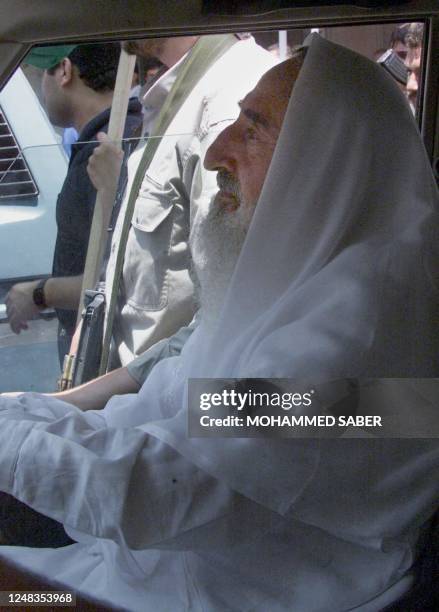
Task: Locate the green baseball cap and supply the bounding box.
[24,44,78,70]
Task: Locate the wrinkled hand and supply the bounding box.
[87,132,124,193]
[5,280,41,334]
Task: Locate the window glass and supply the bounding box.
[254,21,425,117]
[320,22,425,116]
[0,24,429,392]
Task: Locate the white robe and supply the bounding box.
[0,369,438,611]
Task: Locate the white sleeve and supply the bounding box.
[127,316,197,386]
[0,394,234,550]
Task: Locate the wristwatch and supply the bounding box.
[33,279,48,308]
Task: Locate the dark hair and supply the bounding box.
[141,56,165,72]
[122,40,142,56]
[48,43,120,92]
[390,22,423,50]
[390,23,411,48]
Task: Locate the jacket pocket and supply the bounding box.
[123,178,176,311]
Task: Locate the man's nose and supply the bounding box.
[204,124,235,173]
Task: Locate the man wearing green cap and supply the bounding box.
[22,44,78,71]
[5,43,142,365]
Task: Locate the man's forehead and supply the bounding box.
[238,63,297,129]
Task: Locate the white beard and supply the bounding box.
[189,199,251,332]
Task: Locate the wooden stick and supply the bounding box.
[76,48,136,326]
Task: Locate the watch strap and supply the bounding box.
[33,279,48,308]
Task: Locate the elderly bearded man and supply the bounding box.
[0,36,438,611]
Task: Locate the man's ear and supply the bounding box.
[59,58,74,87]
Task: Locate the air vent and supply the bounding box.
[0,106,38,202]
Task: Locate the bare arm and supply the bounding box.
[5,276,83,334]
[44,275,83,310]
[6,134,123,335]
[49,366,140,411]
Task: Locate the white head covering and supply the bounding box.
[201,33,439,380]
[111,34,439,514]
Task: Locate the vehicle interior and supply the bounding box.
[0,1,437,610]
[0,3,437,387]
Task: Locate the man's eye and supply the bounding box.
[244,127,257,141]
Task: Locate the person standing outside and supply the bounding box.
[87,34,275,374]
[5,44,143,364]
[404,23,423,113]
